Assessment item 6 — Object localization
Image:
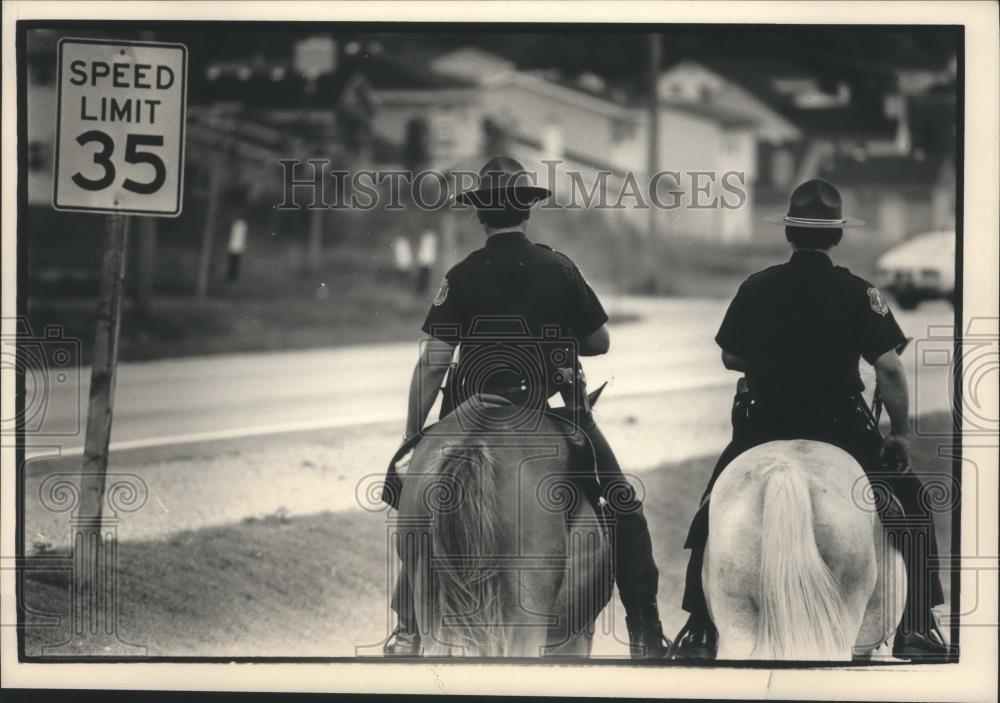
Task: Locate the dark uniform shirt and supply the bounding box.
[715,249,907,408]
[421,230,608,405]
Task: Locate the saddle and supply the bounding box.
[711,377,908,521]
[380,386,606,510]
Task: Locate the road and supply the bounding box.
[25,295,955,463]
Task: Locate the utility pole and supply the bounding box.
[307,206,323,274]
[195,156,223,298]
[647,32,662,241]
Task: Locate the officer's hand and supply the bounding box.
[880,433,912,472]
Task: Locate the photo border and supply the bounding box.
[1,1,996,700]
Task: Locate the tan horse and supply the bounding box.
[704,440,907,660]
[396,397,613,657]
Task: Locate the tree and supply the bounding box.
[481,117,508,157]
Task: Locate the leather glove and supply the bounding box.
[880,433,912,472]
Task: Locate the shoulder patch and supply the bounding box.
[867,287,889,316]
[432,278,450,306]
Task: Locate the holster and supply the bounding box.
[557,360,592,421]
[730,376,755,443]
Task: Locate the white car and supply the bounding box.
[874,230,956,309]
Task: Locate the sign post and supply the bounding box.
[47,38,186,655]
[77,212,130,521]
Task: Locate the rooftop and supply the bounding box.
[661,100,758,128]
[819,152,950,186]
[192,51,473,108]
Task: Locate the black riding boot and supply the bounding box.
[625,597,670,659]
[674,541,718,659]
[612,509,668,659]
[580,415,669,659]
[887,514,950,660]
[891,564,950,660]
[384,570,421,656]
[893,621,949,660]
[874,471,951,661]
[673,611,718,660]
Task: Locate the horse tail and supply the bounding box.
[427,440,510,657]
[752,465,850,660]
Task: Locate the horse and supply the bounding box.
[394,392,613,657]
[703,439,907,661]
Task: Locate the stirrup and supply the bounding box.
[628,626,671,659]
[666,621,691,660]
[668,616,718,660]
[383,626,422,656]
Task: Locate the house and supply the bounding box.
[817,152,955,242]
[399,48,765,242]
[657,59,801,144]
[658,56,956,241]
[647,101,759,243]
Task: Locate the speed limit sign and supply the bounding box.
[53,38,187,216]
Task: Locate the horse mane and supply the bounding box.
[426,440,511,657]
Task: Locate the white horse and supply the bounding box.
[704,440,907,660]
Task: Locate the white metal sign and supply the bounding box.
[53,38,187,216]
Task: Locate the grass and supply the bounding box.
[21,412,956,658]
[28,291,427,363]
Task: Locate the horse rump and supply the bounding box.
[752,465,850,660]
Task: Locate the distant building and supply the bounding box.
[380,48,767,242]
[431,47,518,84]
[818,152,955,242]
[658,55,956,241]
[657,59,801,144]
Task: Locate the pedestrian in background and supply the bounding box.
[392,235,413,283]
[226,217,248,283]
[415,229,438,295]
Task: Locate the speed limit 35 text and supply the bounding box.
[69,59,176,124]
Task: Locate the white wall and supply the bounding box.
[372,90,482,168]
[481,81,637,172]
[375,76,758,243]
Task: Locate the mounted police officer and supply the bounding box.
[382,155,669,658]
[672,178,950,660]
